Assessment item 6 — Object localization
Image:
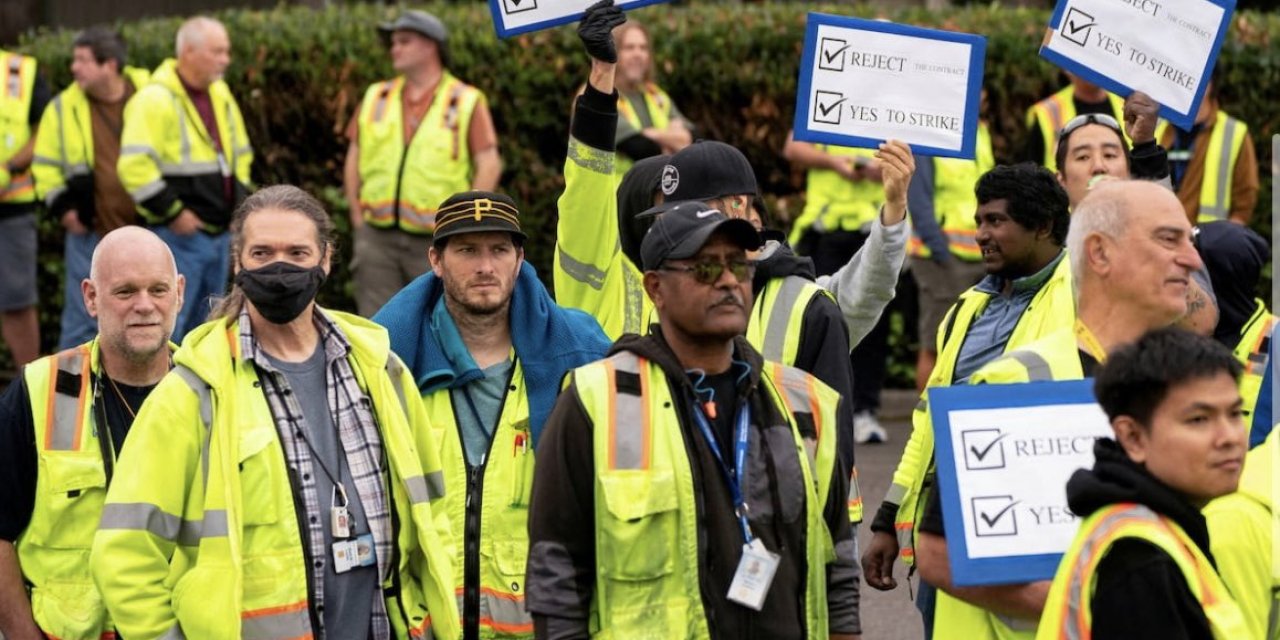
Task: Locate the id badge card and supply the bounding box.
[333,533,376,574]
[727,539,780,611]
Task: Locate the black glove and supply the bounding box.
[578,0,627,63]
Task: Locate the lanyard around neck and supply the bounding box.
[690,402,754,542]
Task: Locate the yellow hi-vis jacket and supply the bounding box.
[1156,110,1249,222]
[427,359,536,638]
[0,49,38,205]
[614,83,674,176]
[788,145,882,246]
[90,312,460,640]
[18,340,117,639]
[1206,429,1280,640]
[356,71,482,234]
[1038,503,1249,639]
[33,67,150,214]
[117,58,252,230]
[1024,86,1127,172]
[573,351,840,638]
[908,123,995,262]
[887,254,1074,567]
[1234,299,1276,434]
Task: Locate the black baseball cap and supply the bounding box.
[379,10,448,43]
[640,201,762,270]
[660,141,759,202]
[432,191,527,245]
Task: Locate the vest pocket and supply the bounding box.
[762,425,806,524]
[238,427,280,526]
[597,470,678,581]
[171,564,237,635]
[31,579,107,638]
[29,451,106,547]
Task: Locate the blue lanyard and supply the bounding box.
[691,403,753,542]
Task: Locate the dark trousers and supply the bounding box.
[803,228,890,414]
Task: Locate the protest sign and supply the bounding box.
[489,0,669,38]
[1040,0,1235,130]
[793,14,985,159]
[931,380,1113,586]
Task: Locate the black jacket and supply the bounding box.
[526,329,859,639]
[1064,438,1215,640]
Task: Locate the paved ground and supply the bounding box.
[856,389,928,640]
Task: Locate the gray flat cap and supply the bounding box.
[379,10,447,43]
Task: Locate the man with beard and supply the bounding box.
[92,185,459,639]
[528,201,860,639]
[609,18,691,174]
[0,227,183,639]
[863,163,1075,638]
[372,191,609,639]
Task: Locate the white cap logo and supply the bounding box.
[660,165,679,196]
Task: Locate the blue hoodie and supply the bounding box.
[373,262,611,444]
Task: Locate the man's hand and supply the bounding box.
[169,209,202,236]
[61,210,88,235]
[1123,91,1160,145]
[578,0,626,63]
[877,139,915,225]
[861,530,900,591]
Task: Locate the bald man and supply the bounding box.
[0,227,183,639]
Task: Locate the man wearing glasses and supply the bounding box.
[528,201,861,639]
[1052,91,1168,209]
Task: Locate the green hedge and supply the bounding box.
[11,2,1278,382]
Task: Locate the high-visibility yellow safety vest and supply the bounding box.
[1231,300,1275,433]
[427,359,535,638]
[0,50,37,205]
[788,145,882,246]
[33,67,150,209]
[1205,429,1279,640]
[1037,503,1249,640]
[90,313,460,640]
[614,83,674,176]
[1156,111,1249,222]
[889,254,1074,567]
[117,58,252,229]
[908,123,995,261]
[357,71,481,235]
[18,340,117,639]
[574,351,839,639]
[1024,86,1127,172]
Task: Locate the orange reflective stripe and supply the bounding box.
[44,345,92,451]
[368,79,399,125]
[241,599,313,640]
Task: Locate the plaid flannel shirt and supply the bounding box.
[240,308,392,639]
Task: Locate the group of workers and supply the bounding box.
[0,1,1271,639]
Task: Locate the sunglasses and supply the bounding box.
[659,259,756,285]
[1058,113,1124,139]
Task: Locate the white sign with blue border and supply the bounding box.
[489,0,670,38]
[931,380,1112,586]
[793,14,986,160]
[1040,0,1235,131]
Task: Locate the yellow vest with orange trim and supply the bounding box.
[909,123,995,261]
[574,351,840,639]
[90,313,460,640]
[0,50,38,205]
[18,340,118,639]
[357,71,481,235]
[1037,503,1249,639]
[1233,300,1275,431]
[1024,86,1127,172]
[615,83,674,176]
[1156,111,1249,222]
[788,145,882,245]
[426,360,536,638]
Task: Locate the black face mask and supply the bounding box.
[235,261,326,325]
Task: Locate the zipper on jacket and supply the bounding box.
[93,382,116,486]
[392,148,410,230]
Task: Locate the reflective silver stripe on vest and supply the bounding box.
[567,137,613,175]
[172,365,215,491]
[121,144,161,162]
[557,246,609,290]
[455,591,532,634]
[241,603,312,640]
[48,348,88,451]
[158,161,222,176]
[404,471,445,504]
[761,276,810,362]
[885,482,908,506]
[43,184,66,208]
[98,502,228,543]
[610,353,647,470]
[385,356,411,418]
[158,623,187,640]
[916,397,927,413]
[771,365,815,418]
[1203,116,1240,220]
[1008,350,1053,381]
[167,92,193,165]
[129,178,166,203]
[1061,505,1162,639]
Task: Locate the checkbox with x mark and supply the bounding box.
[962,428,1008,470]
[972,496,1019,537]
